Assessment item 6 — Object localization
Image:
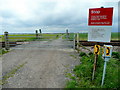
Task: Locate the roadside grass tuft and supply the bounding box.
[70,55,77,59]
[112,52,120,60]
[79,52,88,57]
[0,49,9,55]
[0,62,27,85]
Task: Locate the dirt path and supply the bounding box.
[2,37,80,88]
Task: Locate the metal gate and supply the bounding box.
[2,32,75,50]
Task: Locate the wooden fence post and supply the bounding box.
[73,34,76,50]
[66,29,69,39]
[92,54,98,80]
[77,33,79,49]
[92,44,100,80]
[39,29,42,38]
[35,30,38,39]
[39,29,42,34]
[4,31,9,50]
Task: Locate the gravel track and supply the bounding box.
[2,37,80,88]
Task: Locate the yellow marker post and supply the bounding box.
[92,45,100,80]
[106,47,110,56]
[94,45,100,55]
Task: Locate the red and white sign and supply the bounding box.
[88,7,113,26]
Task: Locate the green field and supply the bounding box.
[111,32,120,40]
[40,33,62,40]
[0,32,119,42]
[0,35,3,42]
[64,32,119,41]
[0,33,63,42]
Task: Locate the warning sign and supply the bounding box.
[88,27,112,42]
[106,47,110,56]
[103,45,113,58]
[94,45,100,55]
[88,7,113,26]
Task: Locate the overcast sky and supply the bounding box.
[0,0,119,34]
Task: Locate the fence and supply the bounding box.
[73,33,120,50]
[1,31,120,50]
[2,31,63,50]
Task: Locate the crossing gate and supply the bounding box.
[2,32,74,50]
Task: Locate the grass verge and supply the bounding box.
[65,51,119,88]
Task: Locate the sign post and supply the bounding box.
[101,45,113,86]
[88,7,113,83]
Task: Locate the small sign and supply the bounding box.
[103,45,113,58]
[88,7,113,26]
[88,27,112,42]
[94,45,100,55]
[106,47,111,56]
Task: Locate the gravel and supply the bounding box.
[2,37,80,88]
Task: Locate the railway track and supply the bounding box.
[77,40,120,46]
[0,42,21,48]
[0,40,120,48]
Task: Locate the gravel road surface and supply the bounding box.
[2,37,80,88]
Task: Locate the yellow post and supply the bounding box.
[92,45,100,80]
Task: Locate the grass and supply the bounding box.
[65,51,119,88]
[0,35,3,42]
[63,32,119,41]
[111,32,120,40]
[0,33,63,42]
[0,32,119,42]
[0,49,9,55]
[0,62,27,85]
[62,33,88,40]
[0,34,36,42]
[79,33,88,40]
[40,33,62,40]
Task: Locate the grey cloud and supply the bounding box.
[1,0,119,33]
[1,10,17,18]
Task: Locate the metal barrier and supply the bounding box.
[2,31,74,50]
